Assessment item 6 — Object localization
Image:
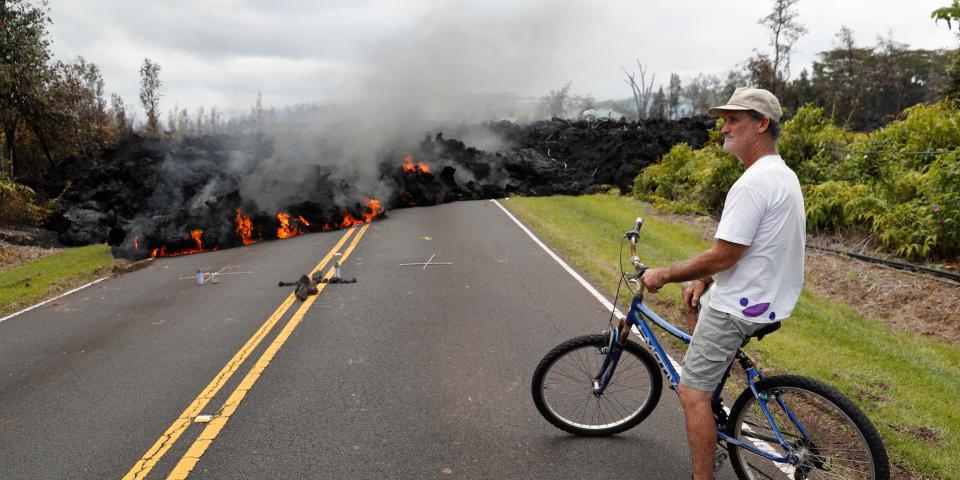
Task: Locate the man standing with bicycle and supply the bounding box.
[640,88,805,480]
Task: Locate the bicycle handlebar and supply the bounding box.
[624,217,643,242]
[624,217,647,276]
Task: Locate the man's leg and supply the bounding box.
[678,384,717,480]
[679,291,744,480]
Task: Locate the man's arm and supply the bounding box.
[641,239,748,292]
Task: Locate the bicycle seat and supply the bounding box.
[747,321,781,342]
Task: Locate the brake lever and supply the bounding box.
[628,266,647,282]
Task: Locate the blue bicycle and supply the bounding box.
[531,218,890,479]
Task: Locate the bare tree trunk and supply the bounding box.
[24,117,55,176]
[622,60,656,124]
[637,59,656,118]
[6,124,19,180]
[623,67,644,121]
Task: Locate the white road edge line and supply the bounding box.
[493,198,793,476]
[0,276,109,325]
[489,199,683,372]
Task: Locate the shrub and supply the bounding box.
[633,141,740,215]
[779,104,858,183]
[0,172,49,226]
[634,120,741,216]
[872,200,940,261]
[925,151,960,256]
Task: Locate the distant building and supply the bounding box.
[581,108,625,121]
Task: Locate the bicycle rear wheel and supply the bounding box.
[726,374,889,479]
[531,333,662,436]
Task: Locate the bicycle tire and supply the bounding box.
[531,333,662,436]
[726,374,890,479]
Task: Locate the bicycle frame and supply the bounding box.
[596,290,806,466]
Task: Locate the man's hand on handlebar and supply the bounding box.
[640,268,669,293]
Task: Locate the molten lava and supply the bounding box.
[323,197,386,230]
[402,155,431,174]
[340,212,363,228]
[276,212,300,239]
[235,208,256,245]
[151,229,217,257]
[363,197,384,221]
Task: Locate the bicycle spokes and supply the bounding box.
[729,383,883,479]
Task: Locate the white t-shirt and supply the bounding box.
[709,154,805,323]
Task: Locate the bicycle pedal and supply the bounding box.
[713,449,728,472]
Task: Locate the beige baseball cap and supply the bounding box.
[708,87,782,122]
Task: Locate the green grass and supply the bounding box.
[0,244,120,317]
[505,193,960,479]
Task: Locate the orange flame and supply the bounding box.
[190,229,203,248]
[151,229,216,257]
[297,215,311,226]
[235,208,256,245]
[340,212,363,228]
[362,197,384,222]
[276,212,300,239]
[402,155,431,174]
[322,197,385,230]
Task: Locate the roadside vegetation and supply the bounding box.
[0,244,119,317]
[0,171,48,226]
[504,193,959,479]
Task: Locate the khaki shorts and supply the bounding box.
[680,286,766,392]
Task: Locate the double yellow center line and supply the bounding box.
[124,223,370,480]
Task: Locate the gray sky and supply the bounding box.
[47,0,957,117]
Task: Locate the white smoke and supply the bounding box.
[232,0,598,211]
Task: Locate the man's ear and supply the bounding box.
[756,116,770,134]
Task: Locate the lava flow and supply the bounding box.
[402,154,431,174]
[151,229,217,257]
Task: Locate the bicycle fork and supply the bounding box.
[723,353,812,467]
[593,320,631,396]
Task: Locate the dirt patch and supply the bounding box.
[889,424,943,446]
[850,382,894,407]
[805,249,960,346]
[0,226,63,273]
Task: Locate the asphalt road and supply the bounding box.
[0,200,737,479]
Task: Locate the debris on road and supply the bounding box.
[279,270,356,301]
[400,253,452,270]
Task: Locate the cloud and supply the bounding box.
[46,0,957,114]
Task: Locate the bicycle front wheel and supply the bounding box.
[726,374,889,479]
[531,334,662,436]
